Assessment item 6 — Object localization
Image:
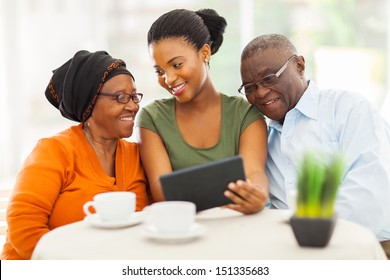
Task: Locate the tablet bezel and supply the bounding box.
[160,156,246,212]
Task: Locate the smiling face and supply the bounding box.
[149,37,211,103]
[88,74,139,139]
[240,49,307,124]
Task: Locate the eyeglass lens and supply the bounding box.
[117,94,141,104]
[239,55,297,95]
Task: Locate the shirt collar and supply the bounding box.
[295,80,319,120]
[268,80,319,131]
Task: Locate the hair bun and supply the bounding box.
[195,9,227,55]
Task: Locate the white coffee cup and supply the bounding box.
[83,192,136,222]
[145,201,196,233]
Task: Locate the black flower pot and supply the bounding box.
[290,215,337,247]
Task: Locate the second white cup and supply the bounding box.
[145,201,196,233]
[83,191,136,222]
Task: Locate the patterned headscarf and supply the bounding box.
[45,50,134,123]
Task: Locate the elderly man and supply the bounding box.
[239,33,390,258]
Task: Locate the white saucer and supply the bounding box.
[84,212,142,229]
[142,223,206,242]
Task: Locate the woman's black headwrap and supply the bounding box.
[45,50,134,123]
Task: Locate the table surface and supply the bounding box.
[32,208,386,260]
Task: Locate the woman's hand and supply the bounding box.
[224,179,268,214]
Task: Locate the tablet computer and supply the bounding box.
[160,155,246,212]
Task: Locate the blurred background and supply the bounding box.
[1,0,389,189]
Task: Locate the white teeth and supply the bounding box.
[172,83,185,92]
[120,117,133,121]
[265,100,275,105]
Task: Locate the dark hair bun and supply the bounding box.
[195,9,227,55]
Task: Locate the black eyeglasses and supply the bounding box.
[238,55,298,96]
[99,92,143,104]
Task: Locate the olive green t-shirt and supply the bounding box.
[136,94,264,171]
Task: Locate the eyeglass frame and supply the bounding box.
[99,92,143,104]
[238,55,298,96]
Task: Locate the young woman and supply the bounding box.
[137,8,268,214]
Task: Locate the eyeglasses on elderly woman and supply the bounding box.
[99,92,143,104]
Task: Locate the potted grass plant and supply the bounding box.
[290,151,345,247]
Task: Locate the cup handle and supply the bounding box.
[83,201,95,216]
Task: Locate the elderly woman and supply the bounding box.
[0,50,149,260]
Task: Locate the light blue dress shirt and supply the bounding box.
[267,81,390,241]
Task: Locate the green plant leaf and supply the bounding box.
[295,150,345,218]
[320,153,345,217]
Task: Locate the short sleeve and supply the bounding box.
[241,105,265,134]
[136,106,158,134]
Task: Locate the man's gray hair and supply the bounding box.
[241,34,297,61]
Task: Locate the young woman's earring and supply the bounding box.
[204,58,210,68]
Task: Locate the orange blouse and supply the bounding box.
[1,124,149,259]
